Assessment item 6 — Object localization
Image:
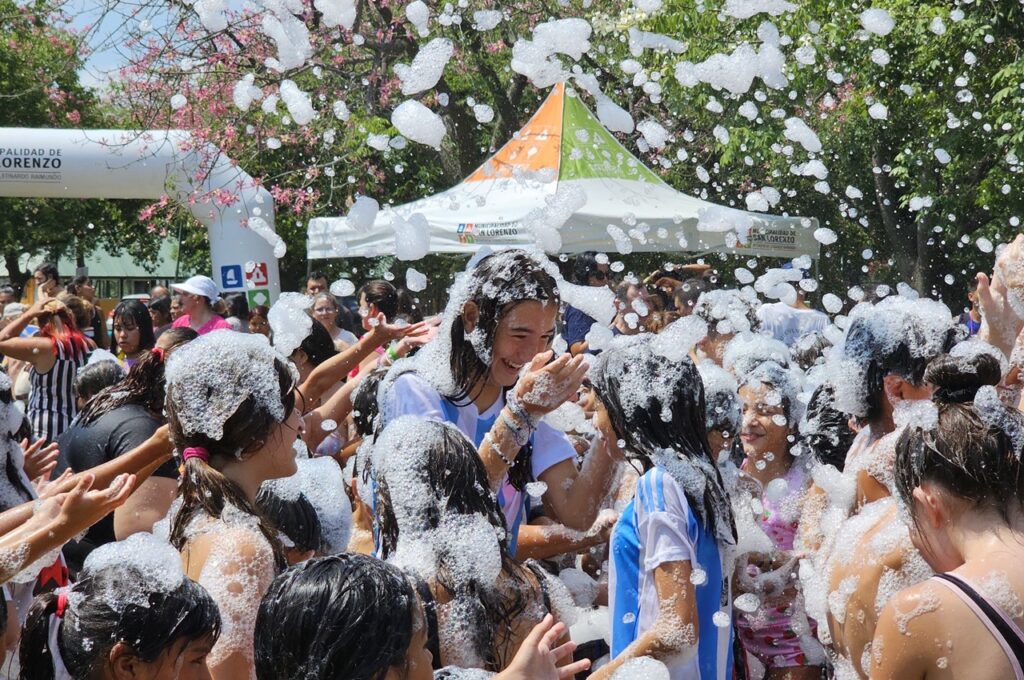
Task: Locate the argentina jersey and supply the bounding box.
[608,466,733,680]
[383,372,576,557]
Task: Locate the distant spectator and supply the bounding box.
[224,293,250,333]
[32,262,60,298]
[65,275,108,349]
[150,285,170,299]
[249,304,271,338]
[148,295,173,339]
[958,278,982,336]
[169,293,184,321]
[673,277,709,318]
[611,280,651,335]
[170,275,232,335]
[306,270,329,296]
[0,285,16,318]
[0,295,93,442]
[563,252,610,355]
[110,299,156,369]
[312,293,358,350]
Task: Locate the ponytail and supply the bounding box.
[19,591,59,680]
[165,354,296,568]
[21,565,220,680]
[170,455,286,566]
[78,328,197,426]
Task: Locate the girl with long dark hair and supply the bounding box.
[734,361,823,678]
[374,416,573,670]
[254,553,587,680]
[800,297,962,677]
[56,327,197,573]
[381,249,617,557]
[871,352,1024,678]
[586,334,736,680]
[110,299,157,369]
[164,330,303,679]
[19,533,221,680]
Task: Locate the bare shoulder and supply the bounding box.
[870,581,953,679]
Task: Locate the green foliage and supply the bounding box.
[0,0,162,289]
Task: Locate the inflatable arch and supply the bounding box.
[0,128,281,305]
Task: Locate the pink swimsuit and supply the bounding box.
[737,464,818,668]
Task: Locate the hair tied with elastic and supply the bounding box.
[55,591,68,618]
[182,447,209,463]
[150,347,165,363]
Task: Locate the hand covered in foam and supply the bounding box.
[515,351,589,417]
[977,270,1024,360]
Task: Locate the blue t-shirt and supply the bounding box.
[609,466,733,680]
[563,305,596,348]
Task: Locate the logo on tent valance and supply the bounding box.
[457,222,521,245]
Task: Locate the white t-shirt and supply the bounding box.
[609,466,732,680]
[758,302,828,347]
[382,372,577,554]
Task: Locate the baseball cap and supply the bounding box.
[172,275,220,304]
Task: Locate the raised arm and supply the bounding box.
[0,473,135,584]
[299,314,427,409]
[0,425,172,537]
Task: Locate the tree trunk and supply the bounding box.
[3,252,28,295]
[871,146,917,282]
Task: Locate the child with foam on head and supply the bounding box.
[163,330,305,680]
[373,415,576,671]
[254,553,588,680]
[379,249,620,559]
[869,352,1024,679]
[19,532,221,680]
[586,334,736,680]
[733,361,824,678]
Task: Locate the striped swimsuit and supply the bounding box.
[28,340,87,444]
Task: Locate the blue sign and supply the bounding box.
[221,264,243,289]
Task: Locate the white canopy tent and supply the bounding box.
[308,84,818,261]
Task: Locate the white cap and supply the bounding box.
[171,275,220,304]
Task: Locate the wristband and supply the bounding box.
[386,345,401,362]
[484,431,515,467]
[501,408,533,448]
[505,388,538,431]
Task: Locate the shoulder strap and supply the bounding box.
[525,561,553,614]
[932,573,1024,678]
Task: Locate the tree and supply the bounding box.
[90,0,1023,300]
[0,0,162,291]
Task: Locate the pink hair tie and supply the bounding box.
[150,347,165,362]
[182,447,209,463]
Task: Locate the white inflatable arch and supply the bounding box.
[0,128,280,305]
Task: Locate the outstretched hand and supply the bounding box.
[366,312,430,346]
[55,473,136,534]
[497,615,590,680]
[515,351,589,417]
[20,438,59,482]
